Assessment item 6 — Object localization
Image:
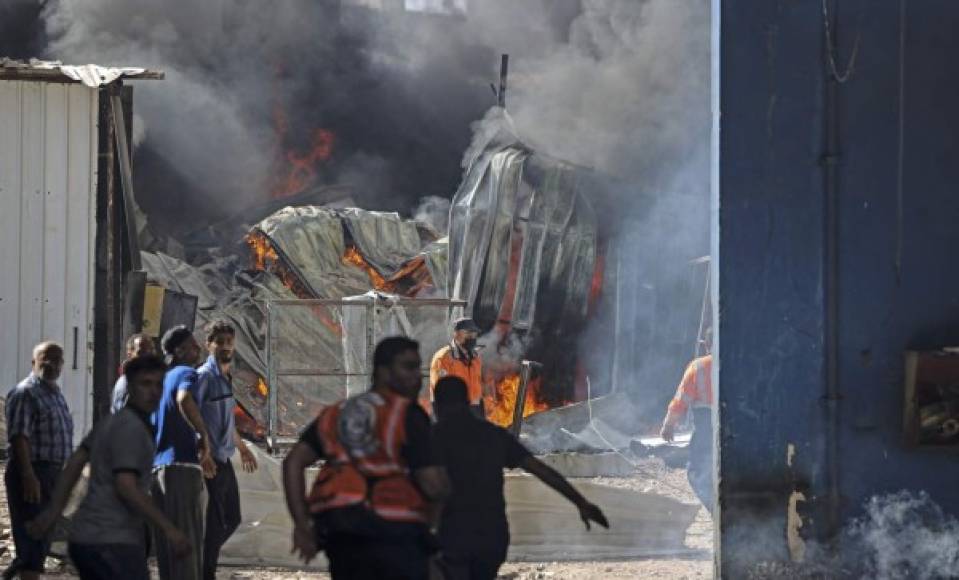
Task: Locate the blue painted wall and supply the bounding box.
[719,0,959,574]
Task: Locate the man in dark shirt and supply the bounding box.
[432,377,609,580]
[26,356,191,580]
[282,337,449,580]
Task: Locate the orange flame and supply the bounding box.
[245,230,343,336]
[270,105,335,199]
[343,246,390,290]
[255,377,269,397]
[484,373,550,428]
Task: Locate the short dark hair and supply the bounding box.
[161,325,193,356]
[434,377,469,408]
[205,319,236,343]
[125,333,154,352]
[372,336,420,372]
[124,355,167,382]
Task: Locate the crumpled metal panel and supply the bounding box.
[422,238,449,297]
[255,206,368,298]
[448,145,596,335]
[448,144,514,320]
[472,148,527,330]
[340,208,423,276]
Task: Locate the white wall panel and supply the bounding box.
[0,80,98,443]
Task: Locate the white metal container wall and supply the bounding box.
[0,80,98,445]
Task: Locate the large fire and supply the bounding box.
[484,373,550,428]
[271,105,335,199]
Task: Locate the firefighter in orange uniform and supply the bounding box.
[660,331,714,514]
[428,318,488,418]
[282,336,450,580]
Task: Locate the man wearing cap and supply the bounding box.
[153,325,216,580]
[428,318,488,417]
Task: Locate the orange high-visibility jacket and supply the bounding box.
[664,354,714,429]
[307,390,428,524]
[429,345,484,405]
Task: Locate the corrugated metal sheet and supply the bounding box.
[0,80,98,444]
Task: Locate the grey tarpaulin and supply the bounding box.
[340,208,424,277]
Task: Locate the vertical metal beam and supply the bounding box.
[498,54,509,109]
[510,360,541,437]
[821,0,843,547]
[267,300,277,452]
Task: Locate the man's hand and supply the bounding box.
[26,509,58,539]
[660,423,675,443]
[21,471,42,504]
[198,438,217,479]
[577,501,610,531]
[239,444,258,473]
[167,528,193,558]
[291,522,318,564]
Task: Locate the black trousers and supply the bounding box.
[5,460,60,574]
[68,542,149,580]
[326,533,429,580]
[203,459,241,580]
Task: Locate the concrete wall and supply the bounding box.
[718,0,959,574]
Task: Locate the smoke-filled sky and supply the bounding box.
[4,0,709,239]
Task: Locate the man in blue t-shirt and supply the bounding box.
[152,325,215,580]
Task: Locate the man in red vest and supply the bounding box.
[282,336,450,580]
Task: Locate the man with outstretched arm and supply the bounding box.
[432,376,609,580]
[282,336,450,580]
[27,355,191,579]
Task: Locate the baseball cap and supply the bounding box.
[453,317,481,333]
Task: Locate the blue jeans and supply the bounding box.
[68,542,149,580]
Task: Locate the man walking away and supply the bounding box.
[153,325,217,580]
[432,377,609,580]
[111,333,156,414]
[26,356,191,580]
[195,320,258,580]
[283,336,450,580]
[3,342,73,580]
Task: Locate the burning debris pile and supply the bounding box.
[449,118,611,429]
[142,205,450,440]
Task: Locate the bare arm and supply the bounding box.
[521,456,609,530]
[282,442,320,563]
[115,472,190,556]
[233,430,258,472]
[176,390,216,477]
[44,446,88,516]
[25,446,89,538]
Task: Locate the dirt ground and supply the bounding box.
[0,457,713,579]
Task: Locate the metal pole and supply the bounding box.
[510,360,541,437]
[267,301,277,452]
[498,54,509,109]
[365,299,376,396]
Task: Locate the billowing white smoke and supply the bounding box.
[847,491,959,579]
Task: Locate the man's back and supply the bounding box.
[432,411,530,548]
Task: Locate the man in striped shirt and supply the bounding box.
[4,341,74,580]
